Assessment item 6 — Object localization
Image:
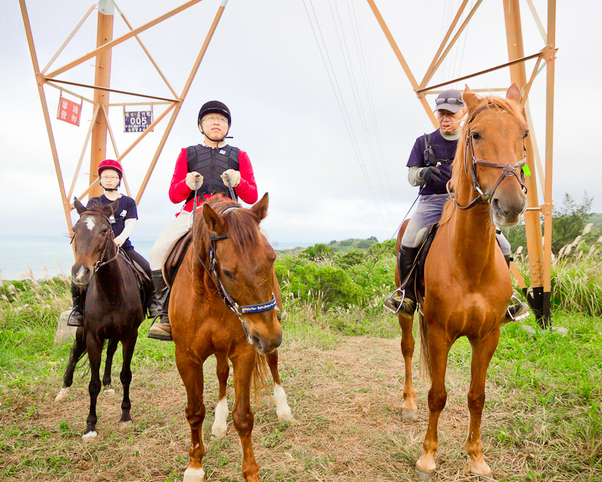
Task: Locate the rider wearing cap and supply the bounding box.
[147,100,258,341]
[67,159,159,326]
[385,89,529,322]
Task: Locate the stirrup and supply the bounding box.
[147,315,172,341]
[384,288,405,315]
[506,296,530,321]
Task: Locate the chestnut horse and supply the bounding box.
[55,199,146,439]
[394,85,528,479]
[169,194,291,482]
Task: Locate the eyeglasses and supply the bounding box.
[101,175,120,180]
[435,97,463,105]
[202,115,229,124]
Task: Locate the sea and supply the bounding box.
[0,235,313,281]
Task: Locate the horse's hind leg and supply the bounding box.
[212,352,229,438]
[102,337,119,394]
[465,331,500,478]
[398,313,418,418]
[84,336,103,439]
[266,350,293,422]
[118,334,137,430]
[56,327,86,402]
[232,348,260,482]
[176,355,206,482]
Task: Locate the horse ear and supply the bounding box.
[107,199,120,214]
[249,193,269,223]
[203,203,228,235]
[506,83,521,103]
[462,85,480,111]
[73,197,87,215]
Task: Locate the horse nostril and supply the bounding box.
[251,334,261,349]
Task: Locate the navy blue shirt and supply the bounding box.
[87,194,138,251]
[407,129,458,195]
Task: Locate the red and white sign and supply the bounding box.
[57,95,82,126]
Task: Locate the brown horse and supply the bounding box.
[55,199,146,439]
[169,194,290,482]
[395,85,528,480]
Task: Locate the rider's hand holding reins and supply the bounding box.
[186,172,203,190]
[421,166,442,184]
[221,169,241,187]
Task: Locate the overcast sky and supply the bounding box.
[1,0,601,249]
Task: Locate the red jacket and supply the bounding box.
[169,146,258,213]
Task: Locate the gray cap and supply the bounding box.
[434,89,464,113]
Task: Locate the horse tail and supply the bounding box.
[418,311,432,382]
[251,353,270,406]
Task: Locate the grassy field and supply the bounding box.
[1,279,601,481]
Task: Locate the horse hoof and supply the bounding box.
[55,387,69,402]
[104,388,115,396]
[211,425,227,439]
[402,408,418,420]
[414,466,435,480]
[277,407,294,422]
[183,466,205,482]
[82,430,98,441]
[118,420,132,431]
[471,473,497,481]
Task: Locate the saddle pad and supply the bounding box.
[162,231,193,287]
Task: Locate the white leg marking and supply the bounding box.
[104,388,115,396]
[274,384,293,422]
[183,466,205,482]
[212,397,228,438]
[85,217,96,231]
[82,431,98,440]
[55,387,69,402]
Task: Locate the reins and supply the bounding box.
[448,102,528,211]
[189,188,276,333]
[72,211,121,272]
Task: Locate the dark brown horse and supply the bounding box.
[169,194,289,482]
[395,85,528,479]
[55,199,146,440]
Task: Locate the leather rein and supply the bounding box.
[448,103,528,210]
[190,194,276,333]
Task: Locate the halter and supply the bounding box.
[449,103,528,210]
[72,211,121,272]
[190,194,277,334]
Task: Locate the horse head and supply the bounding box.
[70,197,119,286]
[458,84,528,226]
[202,193,283,354]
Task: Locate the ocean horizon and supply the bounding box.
[0,234,314,281]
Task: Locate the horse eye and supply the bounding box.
[471,132,482,141]
[222,269,234,279]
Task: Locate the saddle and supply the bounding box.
[162,231,193,287]
[401,223,440,295]
[119,251,152,311]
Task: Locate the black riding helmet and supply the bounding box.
[198,100,231,126]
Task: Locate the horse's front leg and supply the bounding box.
[398,312,417,418]
[102,337,119,393]
[212,352,229,438]
[266,350,293,422]
[176,353,206,482]
[118,333,137,430]
[465,329,500,477]
[55,327,86,402]
[232,347,259,482]
[416,327,451,477]
[84,335,103,439]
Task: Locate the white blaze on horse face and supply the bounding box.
[85,216,96,231]
[212,398,228,438]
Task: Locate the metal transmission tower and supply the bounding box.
[366,0,556,327]
[19,0,229,232]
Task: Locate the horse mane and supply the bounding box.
[197,195,263,262]
[439,94,526,226]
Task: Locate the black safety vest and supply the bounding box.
[185,144,240,202]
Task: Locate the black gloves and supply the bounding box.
[421,166,442,184]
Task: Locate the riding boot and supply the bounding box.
[67,283,86,327]
[504,255,530,322]
[384,246,420,315]
[147,270,172,341]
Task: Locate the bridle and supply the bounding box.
[448,103,528,210]
[71,211,120,273]
[190,195,277,334]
